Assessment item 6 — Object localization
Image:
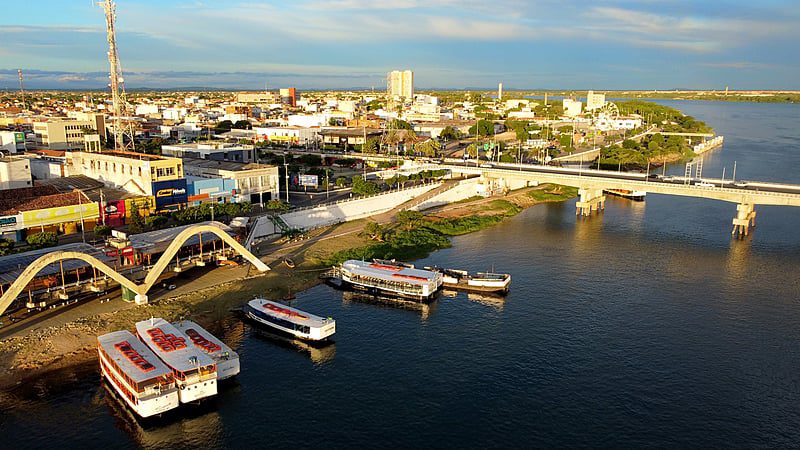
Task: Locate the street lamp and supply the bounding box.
[283,153,290,203]
[210,204,214,222]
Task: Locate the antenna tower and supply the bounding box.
[100,0,134,151]
[17,69,26,110]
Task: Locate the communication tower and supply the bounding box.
[99,0,134,151]
[17,69,25,110]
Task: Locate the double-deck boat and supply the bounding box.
[135,318,218,403]
[338,259,443,300]
[97,330,180,418]
[424,267,511,294]
[604,189,646,201]
[244,298,335,341]
[172,320,240,381]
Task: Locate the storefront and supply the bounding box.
[152,179,188,212]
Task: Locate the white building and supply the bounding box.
[0,131,25,153]
[593,116,643,132]
[162,108,188,121]
[183,159,279,204]
[135,104,160,116]
[0,156,32,190]
[388,70,414,99]
[586,91,606,111]
[162,142,257,164]
[562,99,583,117]
[288,114,327,128]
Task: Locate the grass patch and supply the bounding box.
[323,228,451,266]
[527,185,578,202]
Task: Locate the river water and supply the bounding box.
[3,101,800,448]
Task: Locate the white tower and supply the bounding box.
[498,83,503,101]
[100,0,134,151]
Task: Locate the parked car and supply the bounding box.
[695,181,715,187]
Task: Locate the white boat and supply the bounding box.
[244,298,336,341]
[339,259,443,300]
[135,318,218,403]
[97,330,180,418]
[425,267,511,294]
[604,189,646,201]
[172,320,240,381]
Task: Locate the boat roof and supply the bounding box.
[97,330,173,384]
[135,318,216,372]
[343,259,440,286]
[172,320,237,358]
[248,298,333,328]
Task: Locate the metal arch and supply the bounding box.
[0,250,142,317]
[0,224,270,317]
[140,224,269,289]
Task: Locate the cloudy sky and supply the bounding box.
[0,0,797,90]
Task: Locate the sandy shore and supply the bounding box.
[0,184,574,390]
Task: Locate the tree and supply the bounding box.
[362,137,379,154]
[94,225,113,238]
[396,210,424,231]
[416,139,441,158]
[469,119,494,137]
[215,120,234,132]
[26,232,58,249]
[390,119,413,130]
[265,200,290,213]
[361,221,386,242]
[352,176,381,195]
[128,203,145,234]
[622,139,638,149]
[0,238,13,256]
[439,126,460,141]
[233,120,252,130]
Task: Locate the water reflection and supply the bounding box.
[341,290,436,321]
[248,325,336,365]
[101,382,223,449]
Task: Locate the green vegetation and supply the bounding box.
[324,227,451,265]
[527,185,579,201]
[172,202,252,225]
[26,232,58,249]
[128,203,145,234]
[0,238,13,256]
[265,200,291,213]
[351,176,381,195]
[93,225,113,238]
[469,119,495,137]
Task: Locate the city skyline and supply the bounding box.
[1,0,798,90]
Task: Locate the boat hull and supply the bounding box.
[99,354,179,418]
[244,304,335,342]
[342,279,438,301]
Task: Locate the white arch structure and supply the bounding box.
[0,224,269,317]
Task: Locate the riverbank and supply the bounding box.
[0,184,576,390]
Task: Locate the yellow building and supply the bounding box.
[67,151,184,197]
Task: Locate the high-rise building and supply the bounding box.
[279,88,297,107]
[586,91,606,111]
[388,70,414,99]
[562,99,583,117]
[498,83,503,101]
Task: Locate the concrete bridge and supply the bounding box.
[442,161,800,236]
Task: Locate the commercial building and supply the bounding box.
[187,177,237,205]
[586,91,606,111]
[253,126,319,146]
[0,186,99,240]
[182,159,279,205]
[66,151,184,198]
[0,131,25,153]
[0,156,32,190]
[388,70,414,99]
[563,98,583,117]
[161,142,256,164]
[280,88,298,107]
[32,114,106,150]
[319,128,383,149]
[236,92,280,104]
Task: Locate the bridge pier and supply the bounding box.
[732,203,756,237]
[575,188,606,216]
[135,293,148,305]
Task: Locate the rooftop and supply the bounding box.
[182,157,276,172]
[98,330,174,384]
[128,220,234,255]
[0,186,90,215]
[0,242,116,285]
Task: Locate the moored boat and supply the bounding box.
[425,267,511,294]
[97,330,180,418]
[172,320,240,381]
[244,299,336,341]
[338,259,443,300]
[135,318,218,403]
[604,189,646,201]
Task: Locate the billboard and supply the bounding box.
[0,215,20,230]
[14,132,24,144]
[152,179,188,211]
[299,174,318,187]
[22,203,99,228]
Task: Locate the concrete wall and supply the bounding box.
[280,184,439,230]
[412,178,482,211]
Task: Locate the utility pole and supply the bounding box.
[283,153,290,203]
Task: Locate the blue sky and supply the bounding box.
[0,0,798,90]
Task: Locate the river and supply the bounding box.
[3,101,800,448]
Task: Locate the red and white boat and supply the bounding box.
[172,320,240,381]
[244,299,335,341]
[135,318,218,403]
[97,330,180,418]
[338,259,443,300]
